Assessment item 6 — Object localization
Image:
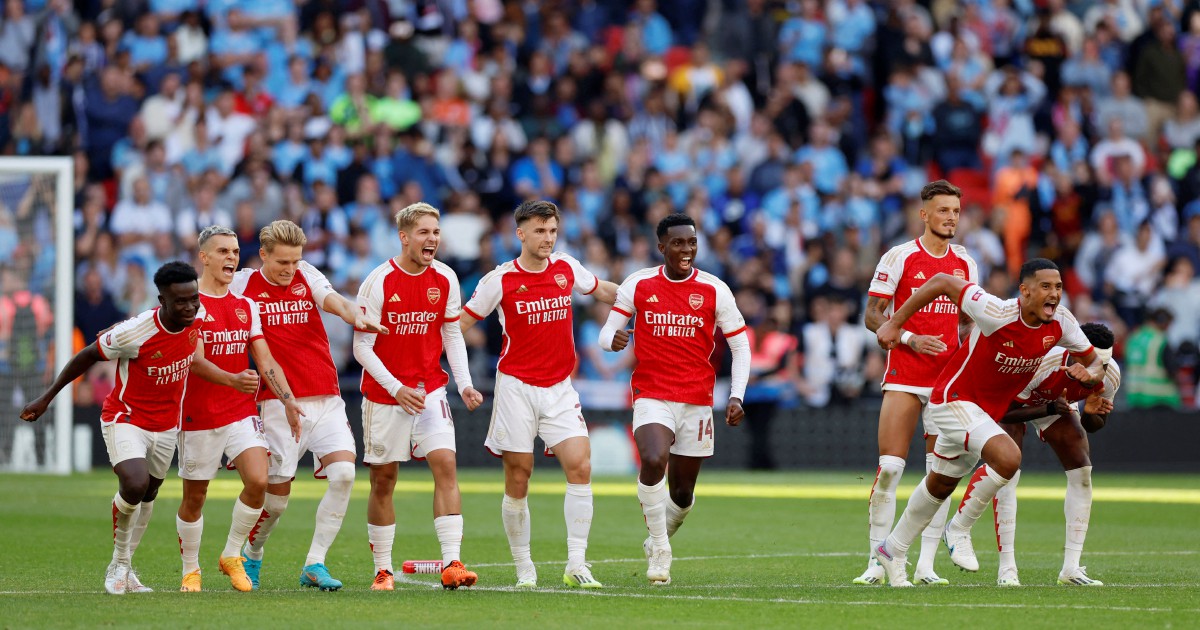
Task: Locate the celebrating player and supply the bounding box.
[353,203,484,591]
[961,323,1120,586]
[175,226,306,592]
[855,180,978,586]
[20,262,206,594]
[598,214,750,586]
[459,200,618,589]
[870,259,1104,587]
[229,220,387,591]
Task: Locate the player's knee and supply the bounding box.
[990,453,1021,480]
[926,473,958,499]
[242,477,268,503]
[324,461,356,491]
[567,458,591,484]
[640,452,669,479]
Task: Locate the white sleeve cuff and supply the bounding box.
[598,309,632,351]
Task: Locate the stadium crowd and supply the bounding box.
[2,0,1199,423]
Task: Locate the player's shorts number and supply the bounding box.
[697,415,713,442]
[441,399,453,424]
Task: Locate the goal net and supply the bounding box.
[0,157,74,474]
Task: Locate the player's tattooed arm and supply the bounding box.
[19,343,104,422]
[251,338,304,441]
[864,295,890,333]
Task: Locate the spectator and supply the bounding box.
[1150,257,1200,353]
[1061,36,1114,98]
[1132,20,1187,141]
[74,265,125,343]
[108,176,173,260]
[931,77,984,173]
[799,294,865,408]
[1105,221,1166,326]
[1095,71,1150,142]
[1123,308,1181,409]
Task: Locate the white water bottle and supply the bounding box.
[415,381,426,397]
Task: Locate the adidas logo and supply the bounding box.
[150,351,164,359]
[647,295,660,303]
[1003,341,1014,348]
[259,292,270,298]
[204,314,216,322]
[915,271,927,280]
[389,293,401,303]
[517,285,529,294]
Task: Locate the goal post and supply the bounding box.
[0,156,74,474]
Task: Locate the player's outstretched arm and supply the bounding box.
[598,309,632,351]
[190,340,259,394]
[20,343,104,422]
[323,293,389,335]
[250,339,304,441]
[877,273,969,350]
[590,280,619,306]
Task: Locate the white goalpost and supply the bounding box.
[0,156,74,474]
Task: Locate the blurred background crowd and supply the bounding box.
[2,0,1200,458]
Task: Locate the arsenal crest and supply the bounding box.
[1043,336,1055,349]
[235,308,248,324]
[427,287,441,304]
[188,329,199,344]
[953,269,965,279]
[290,283,307,297]
[689,294,704,310]
[555,273,568,289]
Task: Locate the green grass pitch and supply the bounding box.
[1,469,1197,628]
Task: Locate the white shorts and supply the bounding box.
[485,372,589,456]
[362,387,456,464]
[632,398,715,458]
[101,422,178,479]
[177,416,270,480]
[262,395,357,480]
[925,401,1008,478]
[881,384,939,436]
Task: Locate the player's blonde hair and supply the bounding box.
[259,220,308,253]
[394,202,441,232]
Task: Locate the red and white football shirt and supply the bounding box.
[463,252,597,387]
[930,284,1095,420]
[182,290,264,430]
[231,262,339,400]
[1015,347,1122,408]
[98,306,206,432]
[868,239,978,388]
[357,259,461,404]
[612,266,746,407]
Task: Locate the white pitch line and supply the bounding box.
[462,549,1197,569]
[392,574,1197,613]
